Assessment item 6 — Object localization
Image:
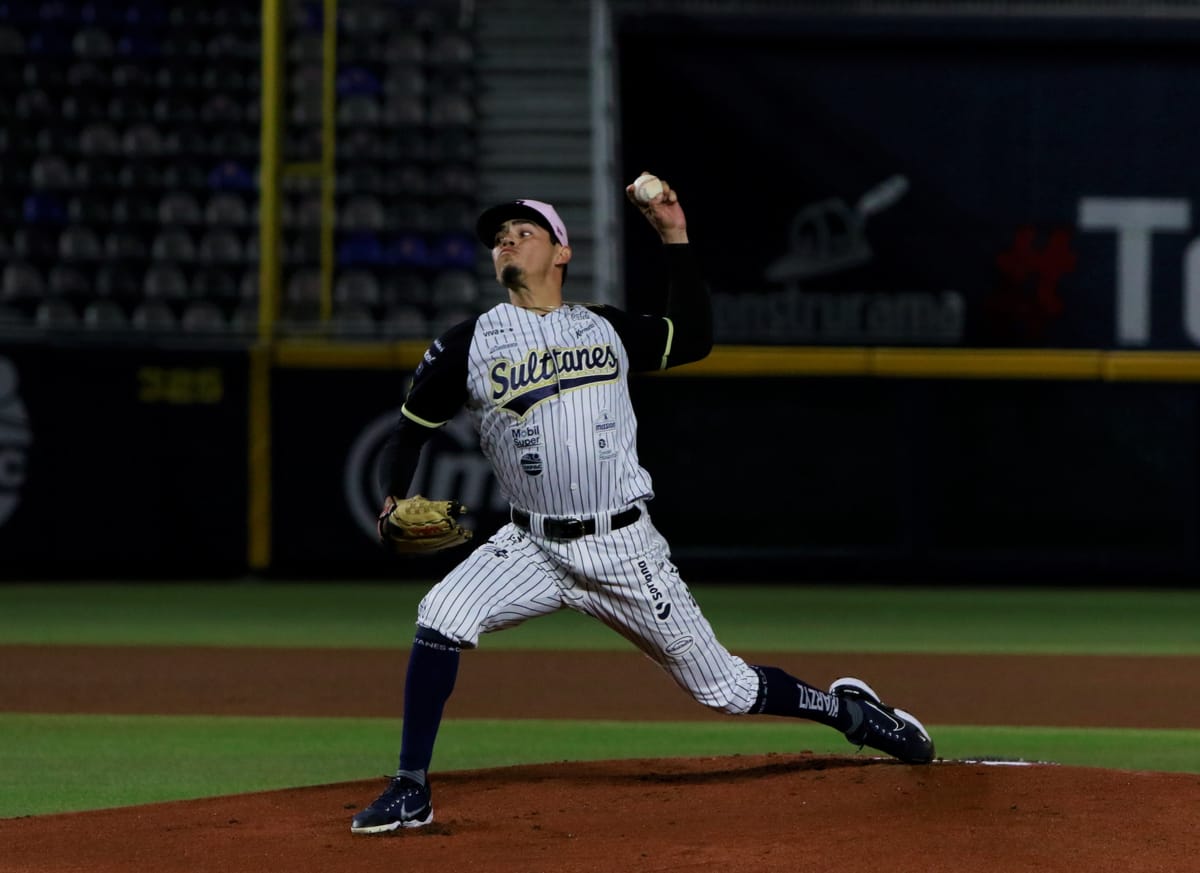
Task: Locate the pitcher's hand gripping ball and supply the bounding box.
[378,495,473,555]
[632,172,665,203]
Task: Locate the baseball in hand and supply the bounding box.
[633,173,664,203]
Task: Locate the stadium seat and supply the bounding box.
[337,233,384,266]
[160,161,208,191]
[190,267,238,301]
[12,227,58,260]
[155,62,200,91]
[238,270,258,300]
[430,233,476,270]
[198,228,244,264]
[201,93,243,124]
[47,265,92,299]
[205,192,250,226]
[431,199,475,232]
[16,87,55,121]
[432,164,475,198]
[158,192,203,226]
[292,196,322,229]
[82,298,129,330]
[28,29,74,57]
[330,303,378,338]
[385,32,423,64]
[338,129,381,161]
[384,65,426,98]
[115,32,161,59]
[180,300,227,332]
[0,25,24,56]
[380,304,428,339]
[67,195,111,224]
[429,305,475,337]
[339,195,385,231]
[208,160,255,191]
[66,60,105,89]
[34,298,79,328]
[110,193,159,224]
[428,93,474,127]
[202,67,248,94]
[34,125,74,154]
[386,200,434,233]
[429,128,474,163]
[117,161,162,189]
[285,269,321,304]
[142,263,189,300]
[2,263,46,301]
[152,95,198,124]
[61,93,108,122]
[130,299,178,330]
[337,94,381,126]
[383,94,424,127]
[334,270,381,305]
[111,62,153,90]
[94,264,142,301]
[0,303,30,329]
[30,154,73,189]
[432,269,478,305]
[382,272,430,306]
[22,192,66,224]
[73,157,120,190]
[339,4,391,36]
[121,123,164,156]
[79,122,122,156]
[58,225,103,261]
[287,33,322,62]
[385,233,430,269]
[150,228,196,261]
[337,65,382,97]
[428,31,474,66]
[107,95,152,124]
[102,229,147,261]
[229,300,258,332]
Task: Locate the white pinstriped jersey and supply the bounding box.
[402,301,670,518]
[399,253,761,715]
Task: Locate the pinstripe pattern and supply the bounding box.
[414,300,761,715]
[467,303,653,517]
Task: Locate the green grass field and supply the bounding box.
[2,582,1198,818]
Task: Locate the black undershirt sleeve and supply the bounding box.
[377,317,477,498]
[596,243,713,371]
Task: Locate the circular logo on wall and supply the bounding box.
[0,357,32,529]
[343,409,507,542]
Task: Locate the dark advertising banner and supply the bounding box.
[619,13,1200,350]
[270,366,514,576]
[0,342,248,574]
[269,364,1198,582]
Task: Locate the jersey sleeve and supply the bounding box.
[590,305,673,372]
[594,244,713,372]
[400,317,477,426]
[377,317,476,498]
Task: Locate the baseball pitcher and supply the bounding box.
[353,175,934,834]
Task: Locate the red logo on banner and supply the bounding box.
[985,226,1078,340]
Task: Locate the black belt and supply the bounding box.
[511,506,641,539]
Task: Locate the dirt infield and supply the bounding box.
[3,646,1199,872]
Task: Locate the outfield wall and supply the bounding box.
[2,341,1196,583]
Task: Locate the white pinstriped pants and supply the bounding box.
[416,509,762,715]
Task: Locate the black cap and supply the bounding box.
[475,199,569,248]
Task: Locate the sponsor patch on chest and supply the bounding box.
[510,422,542,449]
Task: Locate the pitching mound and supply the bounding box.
[4,754,1197,873]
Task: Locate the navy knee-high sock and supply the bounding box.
[397,626,461,777]
[750,665,857,732]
